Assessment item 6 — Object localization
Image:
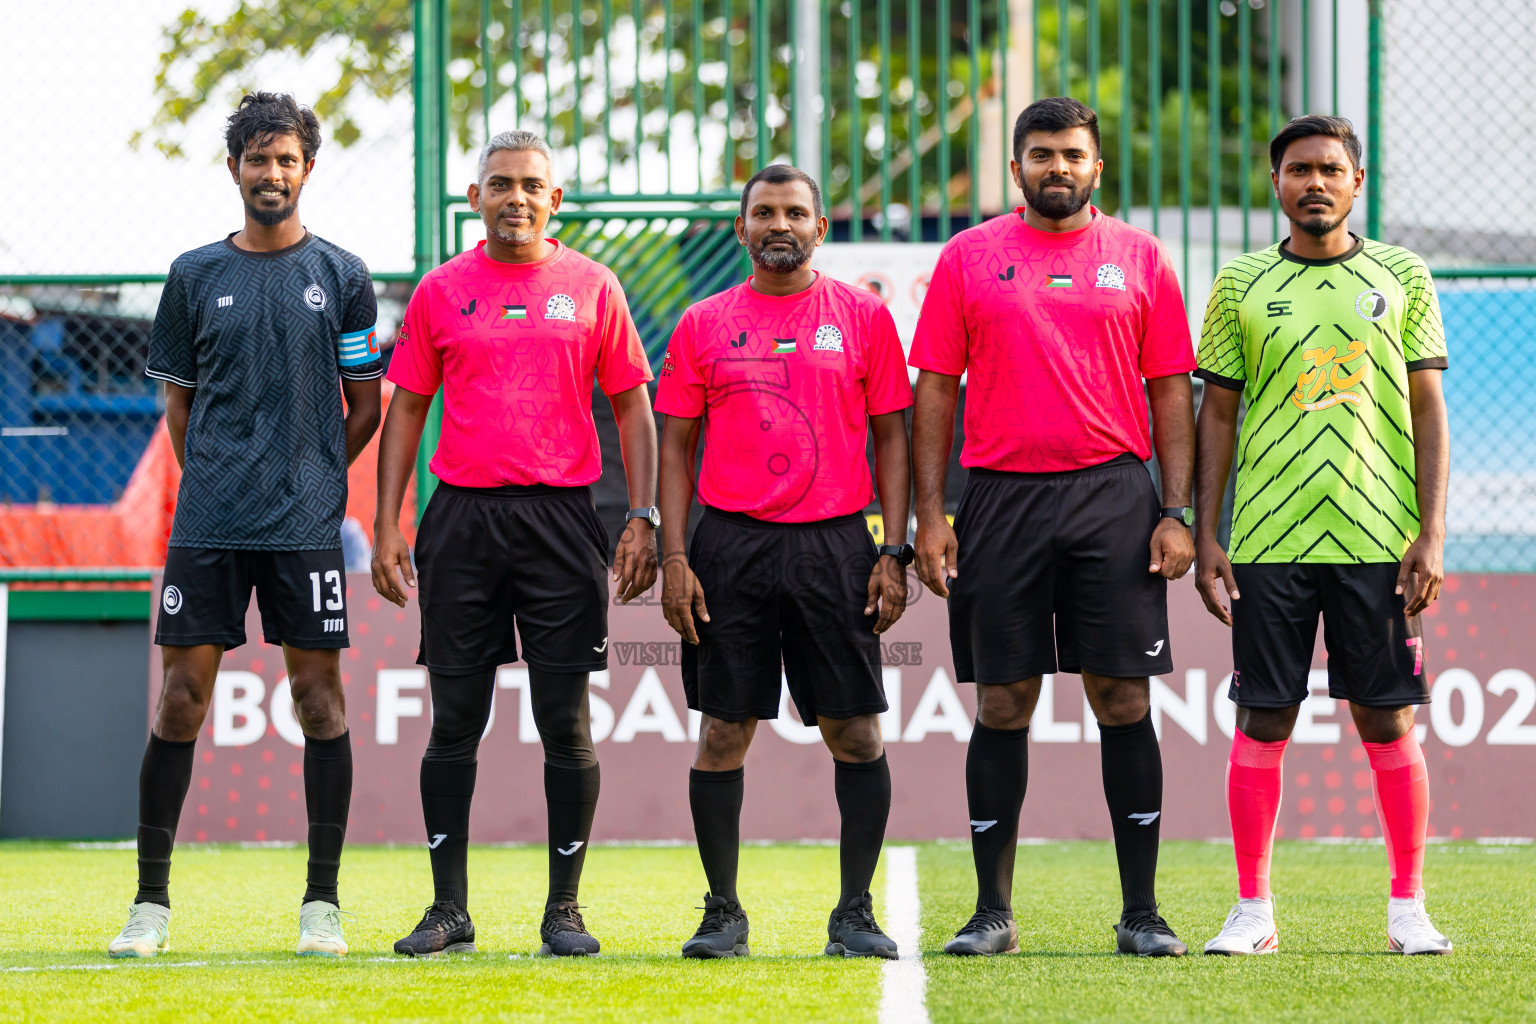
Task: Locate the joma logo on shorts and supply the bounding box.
[322,618,344,633]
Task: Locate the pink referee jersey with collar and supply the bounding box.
[909,207,1194,473]
[387,239,653,488]
[655,273,913,522]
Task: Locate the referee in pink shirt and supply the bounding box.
[657,165,912,960]
[371,130,658,958]
[910,98,1197,957]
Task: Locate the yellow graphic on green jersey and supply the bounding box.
[1292,339,1367,411]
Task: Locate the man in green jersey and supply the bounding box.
[1193,116,1452,957]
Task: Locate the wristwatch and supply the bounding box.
[626,506,661,529]
[1160,506,1195,527]
[878,543,916,566]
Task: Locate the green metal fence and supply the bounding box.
[417,2,1379,283]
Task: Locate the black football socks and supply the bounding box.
[689,766,745,903]
[134,733,197,908]
[302,730,353,907]
[1098,713,1163,913]
[966,722,1029,912]
[420,669,497,911]
[421,759,477,910]
[545,763,600,906]
[834,753,892,908]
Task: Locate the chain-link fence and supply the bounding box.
[1381,0,1536,265]
[1437,273,1536,571]
[1377,3,1536,569]
[0,284,163,568]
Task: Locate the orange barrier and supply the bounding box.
[0,384,414,568]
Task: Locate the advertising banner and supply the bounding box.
[151,573,1536,844]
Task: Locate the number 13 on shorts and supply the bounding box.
[310,570,344,612]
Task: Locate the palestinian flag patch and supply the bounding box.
[773,338,796,354]
[502,304,528,319]
[1046,274,1073,288]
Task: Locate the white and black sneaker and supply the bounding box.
[1204,897,1279,955]
[1388,892,1452,955]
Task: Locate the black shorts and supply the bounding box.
[1229,562,1428,708]
[682,508,886,724]
[948,453,1172,683]
[415,482,609,674]
[155,546,348,650]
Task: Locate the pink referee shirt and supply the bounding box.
[388,240,653,488]
[909,207,1194,473]
[655,273,913,522]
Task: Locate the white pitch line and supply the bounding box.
[3,961,208,973]
[878,846,930,1024]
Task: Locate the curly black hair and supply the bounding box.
[224,92,322,165]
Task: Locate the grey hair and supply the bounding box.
[478,130,556,184]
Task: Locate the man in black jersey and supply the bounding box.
[108,93,382,959]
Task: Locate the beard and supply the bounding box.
[244,183,300,227]
[490,214,540,246]
[1025,174,1094,220]
[749,233,813,272]
[1293,201,1347,237]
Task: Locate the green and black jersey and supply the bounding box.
[1196,235,1447,563]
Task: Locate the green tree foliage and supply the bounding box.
[133,1,415,156]
[137,0,1282,216]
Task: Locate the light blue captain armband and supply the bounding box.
[337,325,380,367]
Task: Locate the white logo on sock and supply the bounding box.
[1128,812,1160,826]
[428,834,448,849]
[557,841,585,856]
[969,820,998,833]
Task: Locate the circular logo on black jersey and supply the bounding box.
[304,284,328,311]
[162,585,183,615]
[1355,288,1389,322]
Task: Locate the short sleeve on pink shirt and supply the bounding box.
[387,239,653,488]
[909,208,1193,472]
[655,274,912,522]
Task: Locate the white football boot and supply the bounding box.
[1203,896,1279,955]
[296,901,351,957]
[1387,892,1452,955]
[107,903,171,958]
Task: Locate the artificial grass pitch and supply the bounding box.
[0,841,1532,1023]
[919,840,1536,1024]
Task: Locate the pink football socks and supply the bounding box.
[1364,732,1430,899]
[1226,729,1288,900]
[1226,727,1430,901]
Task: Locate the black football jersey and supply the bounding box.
[146,232,382,550]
